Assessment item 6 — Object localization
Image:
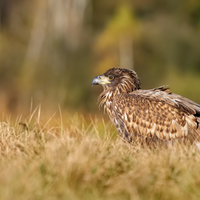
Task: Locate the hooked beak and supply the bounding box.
[92,75,111,86]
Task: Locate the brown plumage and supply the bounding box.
[92,68,200,148]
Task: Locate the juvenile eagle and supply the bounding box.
[92,68,200,147]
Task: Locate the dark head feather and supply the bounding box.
[103,68,141,92]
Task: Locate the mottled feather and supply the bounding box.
[92,68,200,147]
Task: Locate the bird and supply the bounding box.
[92,67,200,148]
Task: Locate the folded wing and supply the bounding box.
[112,89,200,145]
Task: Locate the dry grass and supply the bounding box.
[0,109,200,200]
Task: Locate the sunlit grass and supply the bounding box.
[0,109,200,200]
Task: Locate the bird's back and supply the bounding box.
[110,88,200,147]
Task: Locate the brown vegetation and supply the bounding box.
[0,110,200,200]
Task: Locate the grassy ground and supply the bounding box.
[0,110,200,200]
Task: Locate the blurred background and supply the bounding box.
[0,0,200,117]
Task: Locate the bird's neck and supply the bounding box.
[99,89,118,115]
[99,82,137,115]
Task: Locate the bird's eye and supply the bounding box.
[108,75,114,80]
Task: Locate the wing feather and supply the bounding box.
[112,90,200,144]
[152,86,200,116]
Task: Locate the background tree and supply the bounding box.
[0,0,200,115]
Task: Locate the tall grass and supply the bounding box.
[0,109,200,200]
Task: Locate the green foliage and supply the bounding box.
[95,5,139,73]
[0,0,200,114]
[96,5,138,49]
[164,68,200,104]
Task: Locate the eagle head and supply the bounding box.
[92,68,141,92]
